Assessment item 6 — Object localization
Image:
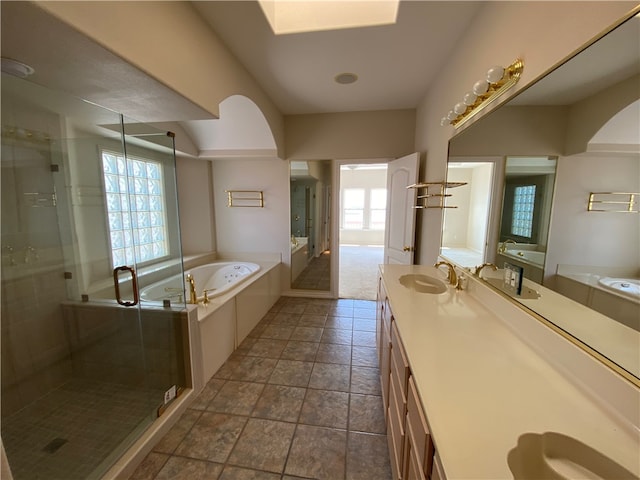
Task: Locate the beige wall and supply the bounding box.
[212,158,290,291]
[176,157,216,255]
[414,1,638,264]
[36,0,286,158]
[285,109,415,160]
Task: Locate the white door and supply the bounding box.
[384,152,419,264]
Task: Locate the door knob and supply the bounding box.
[403,246,413,252]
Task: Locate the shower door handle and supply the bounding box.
[113,266,139,307]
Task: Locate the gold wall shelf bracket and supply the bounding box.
[226,190,264,208]
[587,192,639,213]
[407,181,467,209]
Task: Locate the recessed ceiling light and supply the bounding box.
[335,73,358,85]
[1,58,35,78]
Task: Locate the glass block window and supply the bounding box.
[511,185,536,238]
[102,150,168,267]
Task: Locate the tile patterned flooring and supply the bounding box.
[130,297,392,480]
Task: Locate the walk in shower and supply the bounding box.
[1,74,190,479]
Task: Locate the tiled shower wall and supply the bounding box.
[63,303,189,397]
[1,267,72,417]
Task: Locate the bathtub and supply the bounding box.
[598,277,640,302]
[504,249,546,268]
[139,262,260,304]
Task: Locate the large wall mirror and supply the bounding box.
[290,160,332,291]
[442,11,640,382]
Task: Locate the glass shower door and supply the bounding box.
[1,74,186,480]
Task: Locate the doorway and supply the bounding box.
[338,163,387,300]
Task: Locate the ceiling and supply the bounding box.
[2,2,637,158]
[192,1,483,115]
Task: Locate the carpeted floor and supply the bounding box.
[339,245,384,300]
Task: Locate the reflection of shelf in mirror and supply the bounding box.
[407,181,467,209]
[407,181,467,189]
[587,192,638,213]
[226,190,264,208]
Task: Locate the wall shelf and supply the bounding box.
[407,181,467,209]
[587,192,638,213]
[226,190,264,208]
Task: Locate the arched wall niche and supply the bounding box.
[587,98,640,153]
[181,95,280,159]
[565,73,640,155]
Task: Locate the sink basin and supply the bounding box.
[507,432,636,479]
[399,274,447,294]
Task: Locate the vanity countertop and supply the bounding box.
[380,263,640,479]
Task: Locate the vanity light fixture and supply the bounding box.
[441,59,524,129]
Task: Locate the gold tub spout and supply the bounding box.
[186,274,198,304]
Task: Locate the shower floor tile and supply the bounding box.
[130,297,392,480]
[3,379,163,480]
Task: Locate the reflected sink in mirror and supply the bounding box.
[399,274,448,294]
[508,432,637,479]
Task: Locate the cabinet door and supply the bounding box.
[391,321,410,398]
[430,452,446,480]
[380,321,391,416]
[406,376,434,475]
[376,276,386,367]
[388,370,407,480]
[405,433,427,480]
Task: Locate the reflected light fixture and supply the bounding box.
[1,57,35,78]
[441,59,524,129]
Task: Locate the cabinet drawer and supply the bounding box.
[391,321,410,397]
[407,376,434,474]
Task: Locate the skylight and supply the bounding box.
[258,0,399,35]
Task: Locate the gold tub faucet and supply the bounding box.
[498,239,516,253]
[186,274,198,304]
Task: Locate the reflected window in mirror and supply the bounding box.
[496,156,556,283]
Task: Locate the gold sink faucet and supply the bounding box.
[434,261,457,286]
[476,263,498,278]
[186,274,198,304]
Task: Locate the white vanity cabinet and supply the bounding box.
[377,279,440,480]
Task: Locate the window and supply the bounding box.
[369,188,387,230]
[102,150,168,267]
[341,187,387,230]
[511,185,536,238]
[342,188,365,229]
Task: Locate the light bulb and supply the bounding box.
[453,102,466,115]
[486,66,505,84]
[446,110,457,121]
[440,117,449,126]
[463,91,476,106]
[472,80,489,96]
